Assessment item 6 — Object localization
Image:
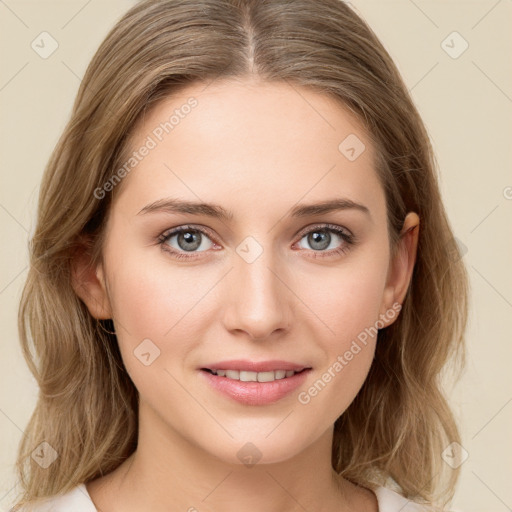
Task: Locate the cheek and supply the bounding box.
[293,261,387,413]
[107,248,204,337]
[104,252,197,376]
[106,262,196,405]
[297,259,388,342]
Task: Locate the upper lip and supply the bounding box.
[200,360,312,372]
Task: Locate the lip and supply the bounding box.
[200,368,312,405]
[199,359,311,372]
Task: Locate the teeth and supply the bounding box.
[240,371,258,382]
[209,369,301,382]
[275,370,286,379]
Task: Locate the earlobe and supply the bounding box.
[70,242,112,320]
[379,212,420,326]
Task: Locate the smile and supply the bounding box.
[202,368,306,382]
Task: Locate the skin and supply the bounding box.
[73,77,419,512]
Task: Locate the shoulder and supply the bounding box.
[11,484,96,512]
[374,486,446,511]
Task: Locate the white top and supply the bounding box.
[16,483,433,511]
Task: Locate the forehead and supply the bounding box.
[113,78,384,220]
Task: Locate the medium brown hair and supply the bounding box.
[13,0,469,509]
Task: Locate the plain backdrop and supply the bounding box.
[1,1,511,510]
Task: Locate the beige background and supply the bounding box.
[1,1,511,510]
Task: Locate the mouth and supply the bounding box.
[200,367,310,382]
[199,366,312,405]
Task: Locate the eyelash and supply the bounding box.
[157,223,356,261]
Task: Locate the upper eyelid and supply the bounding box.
[295,223,351,238]
[162,224,218,243]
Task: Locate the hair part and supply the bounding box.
[13,0,469,509]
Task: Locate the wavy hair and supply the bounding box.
[13,0,469,509]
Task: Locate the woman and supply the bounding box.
[12,0,469,510]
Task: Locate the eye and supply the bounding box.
[157,223,356,261]
[158,225,217,260]
[294,224,355,258]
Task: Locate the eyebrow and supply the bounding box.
[137,197,370,221]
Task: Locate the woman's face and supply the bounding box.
[79,78,413,465]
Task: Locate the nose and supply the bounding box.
[222,247,292,341]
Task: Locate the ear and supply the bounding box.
[70,237,112,320]
[379,212,420,327]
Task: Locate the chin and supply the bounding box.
[199,433,311,468]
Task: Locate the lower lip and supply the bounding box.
[200,369,311,405]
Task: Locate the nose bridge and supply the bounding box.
[223,237,291,339]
